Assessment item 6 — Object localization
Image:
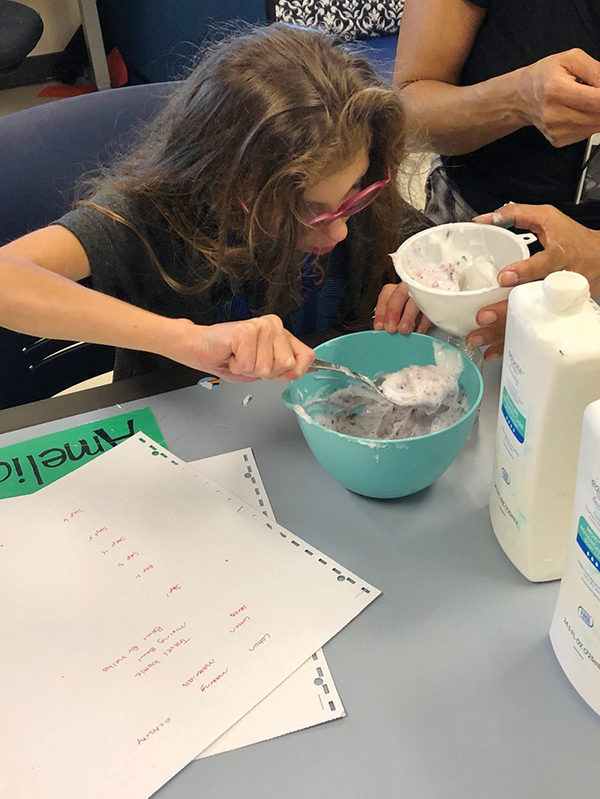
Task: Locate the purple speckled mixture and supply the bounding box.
[310,365,468,440]
[404,262,461,291]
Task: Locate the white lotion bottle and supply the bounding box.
[550,400,600,715]
[489,271,600,582]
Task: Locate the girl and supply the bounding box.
[0,24,428,384]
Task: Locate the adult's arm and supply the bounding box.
[0,227,314,381]
[395,0,600,155]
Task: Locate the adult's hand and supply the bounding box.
[466,202,600,360]
[172,315,315,382]
[465,299,508,362]
[476,203,600,293]
[373,282,432,335]
[517,49,600,147]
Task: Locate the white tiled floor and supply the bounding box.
[0,82,60,117]
[53,372,114,396]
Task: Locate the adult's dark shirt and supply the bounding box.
[442,0,600,227]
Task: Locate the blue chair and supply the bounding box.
[0,83,174,409]
[264,0,399,83]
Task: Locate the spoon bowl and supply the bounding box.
[308,357,459,412]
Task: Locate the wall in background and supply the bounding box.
[25,0,81,56]
[100,0,266,83]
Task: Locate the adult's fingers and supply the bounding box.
[481,341,505,361]
[227,315,291,379]
[497,245,565,287]
[474,202,552,237]
[564,48,600,89]
[214,368,257,384]
[466,299,509,354]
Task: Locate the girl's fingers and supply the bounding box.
[278,334,315,381]
[374,283,430,335]
[270,330,297,378]
[416,313,433,334]
[383,284,411,333]
[373,283,399,330]
[253,319,276,378]
[397,296,420,334]
[228,325,259,376]
[375,283,415,334]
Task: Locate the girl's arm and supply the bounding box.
[0,226,314,382]
[395,0,600,156]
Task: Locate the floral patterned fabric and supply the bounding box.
[275,0,404,41]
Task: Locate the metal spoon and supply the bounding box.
[307,358,405,407]
[307,358,458,411]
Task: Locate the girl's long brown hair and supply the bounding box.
[84,24,412,322]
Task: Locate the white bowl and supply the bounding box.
[391,222,536,336]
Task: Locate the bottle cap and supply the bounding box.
[543,271,590,313]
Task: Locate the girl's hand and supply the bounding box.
[169,315,315,382]
[373,282,432,335]
[517,49,600,147]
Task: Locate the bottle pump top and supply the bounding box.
[543,271,590,313]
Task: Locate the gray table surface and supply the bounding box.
[1,362,597,799]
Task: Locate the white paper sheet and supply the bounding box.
[0,450,346,759]
[200,649,343,757]
[0,435,379,799]
[190,450,345,758]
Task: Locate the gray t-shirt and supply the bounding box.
[56,192,285,380]
[56,191,427,380]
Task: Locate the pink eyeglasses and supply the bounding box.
[307,165,391,229]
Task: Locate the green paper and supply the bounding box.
[0,407,165,499]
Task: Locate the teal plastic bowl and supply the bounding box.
[282,331,483,499]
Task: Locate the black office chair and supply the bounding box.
[0,82,175,409]
[0,0,43,73]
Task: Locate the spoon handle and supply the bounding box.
[308,358,354,377]
[308,359,377,390]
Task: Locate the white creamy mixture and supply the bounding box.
[404,254,498,292]
[378,364,459,413]
[310,363,468,440]
[399,231,499,292]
